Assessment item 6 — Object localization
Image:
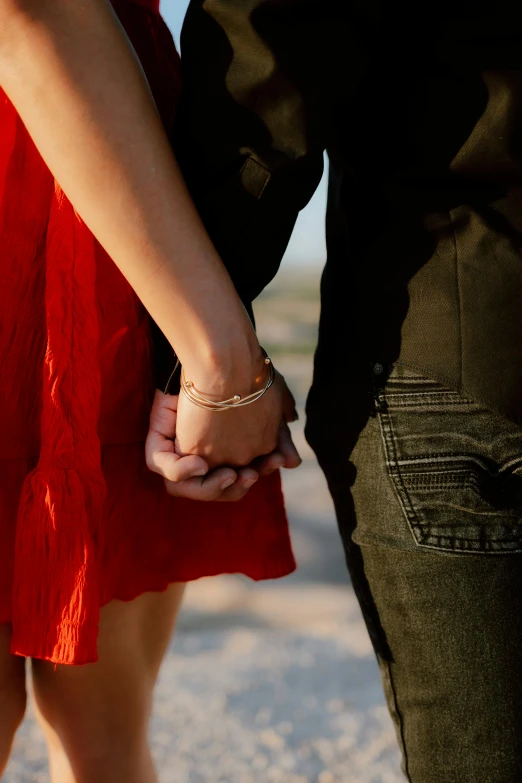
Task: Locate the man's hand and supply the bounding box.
[145,379,301,502]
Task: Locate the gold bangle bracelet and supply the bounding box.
[180,348,275,412]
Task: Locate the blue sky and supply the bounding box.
[161,0,328,267]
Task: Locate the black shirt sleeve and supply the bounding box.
[154,0,358,388]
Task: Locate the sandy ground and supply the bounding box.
[4,269,403,783]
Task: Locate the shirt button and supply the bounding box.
[373,363,384,376]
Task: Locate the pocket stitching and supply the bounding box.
[376,393,431,547]
[376,388,522,554]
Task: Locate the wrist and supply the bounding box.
[180,332,267,400]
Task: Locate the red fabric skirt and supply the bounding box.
[0,0,295,665]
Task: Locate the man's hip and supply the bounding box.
[306,364,522,782]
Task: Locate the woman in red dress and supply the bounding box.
[0,0,298,779]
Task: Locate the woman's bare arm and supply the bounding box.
[0,0,294,473]
[0,0,258,387]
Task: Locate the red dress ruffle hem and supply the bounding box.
[0,0,295,665]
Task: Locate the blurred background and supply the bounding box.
[5,3,402,782]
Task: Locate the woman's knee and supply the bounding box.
[0,630,27,771]
[30,587,183,779]
[32,658,151,740]
[0,680,26,776]
[32,660,153,781]
[0,663,26,735]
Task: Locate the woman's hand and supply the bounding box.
[146,377,302,502]
[174,361,300,470]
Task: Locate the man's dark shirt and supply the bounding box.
[157,0,522,430]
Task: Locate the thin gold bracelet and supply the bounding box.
[179,348,275,412]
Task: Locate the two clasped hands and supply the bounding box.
[146,343,303,502]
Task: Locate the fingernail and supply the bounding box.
[244,478,258,489]
[194,468,208,477]
[221,478,235,490]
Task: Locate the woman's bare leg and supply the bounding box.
[31,583,186,783]
[0,625,27,774]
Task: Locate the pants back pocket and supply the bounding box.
[377,365,522,554]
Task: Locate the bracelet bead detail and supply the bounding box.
[179,348,275,412]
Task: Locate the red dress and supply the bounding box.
[0,0,295,666]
